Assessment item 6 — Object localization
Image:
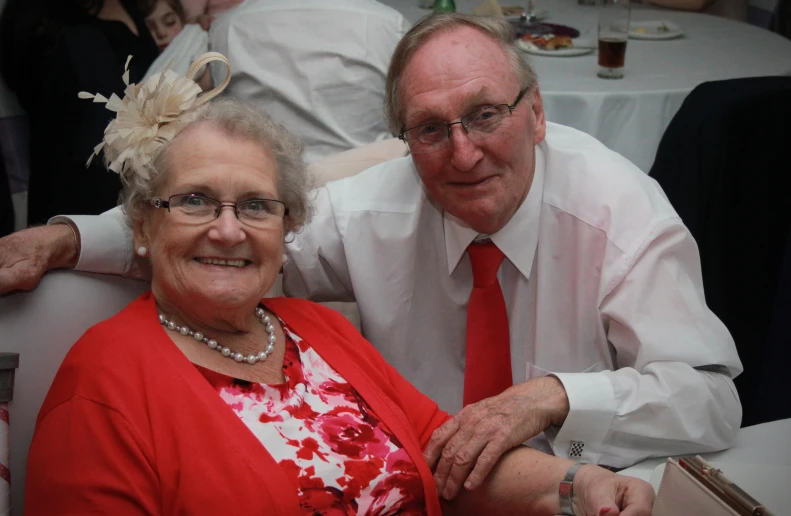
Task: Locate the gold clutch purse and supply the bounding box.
[652,456,775,516]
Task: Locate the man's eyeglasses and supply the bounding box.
[398,88,529,155]
[150,194,289,228]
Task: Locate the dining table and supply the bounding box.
[380,0,791,173]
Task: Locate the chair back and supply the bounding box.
[0,270,147,515]
[748,0,779,27]
[649,76,791,426]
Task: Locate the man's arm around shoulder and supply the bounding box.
[0,224,78,294]
[0,207,138,294]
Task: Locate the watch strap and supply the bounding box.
[559,462,584,515]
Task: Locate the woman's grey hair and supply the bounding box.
[117,98,312,235]
[384,13,538,135]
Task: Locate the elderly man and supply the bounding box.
[0,13,740,507]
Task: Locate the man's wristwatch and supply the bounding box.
[559,462,584,515]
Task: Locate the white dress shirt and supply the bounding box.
[206,0,410,163]
[63,123,742,468]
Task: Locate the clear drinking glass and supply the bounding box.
[524,0,542,20]
[597,0,631,79]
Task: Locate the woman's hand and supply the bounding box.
[572,465,655,516]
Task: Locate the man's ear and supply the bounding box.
[530,87,547,145]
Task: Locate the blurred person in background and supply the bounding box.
[143,0,186,52]
[644,0,747,22]
[0,0,159,225]
[208,0,411,163]
[180,0,242,20]
[141,0,213,89]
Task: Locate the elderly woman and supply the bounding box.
[25,53,654,515]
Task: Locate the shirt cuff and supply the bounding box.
[548,372,617,465]
[49,214,133,275]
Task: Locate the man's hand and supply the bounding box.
[424,376,570,500]
[573,465,655,516]
[0,225,78,295]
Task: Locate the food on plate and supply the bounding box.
[521,33,573,50]
[546,36,572,49]
[632,22,673,34]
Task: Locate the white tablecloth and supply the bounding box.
[381,0,791,172]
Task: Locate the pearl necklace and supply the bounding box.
[159,306,276,365]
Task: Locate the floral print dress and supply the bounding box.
[196,322,427,515]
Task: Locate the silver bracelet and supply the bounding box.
[559,462,584,515]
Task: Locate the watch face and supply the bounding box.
[559,482,573,496]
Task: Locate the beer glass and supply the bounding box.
[598,0,630,79]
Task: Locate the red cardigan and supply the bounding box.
[26,293,448,515]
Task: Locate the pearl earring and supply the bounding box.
[136,246,148,257]
[282,253,288,264]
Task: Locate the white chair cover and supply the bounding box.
[0,271,147,515]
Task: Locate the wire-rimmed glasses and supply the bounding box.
[398,88,528,155]
[150,194,289,228]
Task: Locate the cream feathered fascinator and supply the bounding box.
[79,52,231,182]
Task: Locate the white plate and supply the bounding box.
[505,9,549,22]
[629,20,684,40]
[517,38,593,57]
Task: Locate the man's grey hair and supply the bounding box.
[118,98,312,235]
[384,13,538,135]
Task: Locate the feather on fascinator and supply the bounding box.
[78,52,231,182]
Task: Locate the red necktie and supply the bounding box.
[463,241,513,406]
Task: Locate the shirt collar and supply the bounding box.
[443,145,546,278]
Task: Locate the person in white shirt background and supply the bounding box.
[207,0,410,163]
[179,0,241,19]
[0,11,742,507]
[141,0,408,163]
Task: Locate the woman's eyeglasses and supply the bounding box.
[150,194,289,228]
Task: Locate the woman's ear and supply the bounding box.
[133,217,151,259]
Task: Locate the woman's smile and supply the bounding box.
[194,257,252,268]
